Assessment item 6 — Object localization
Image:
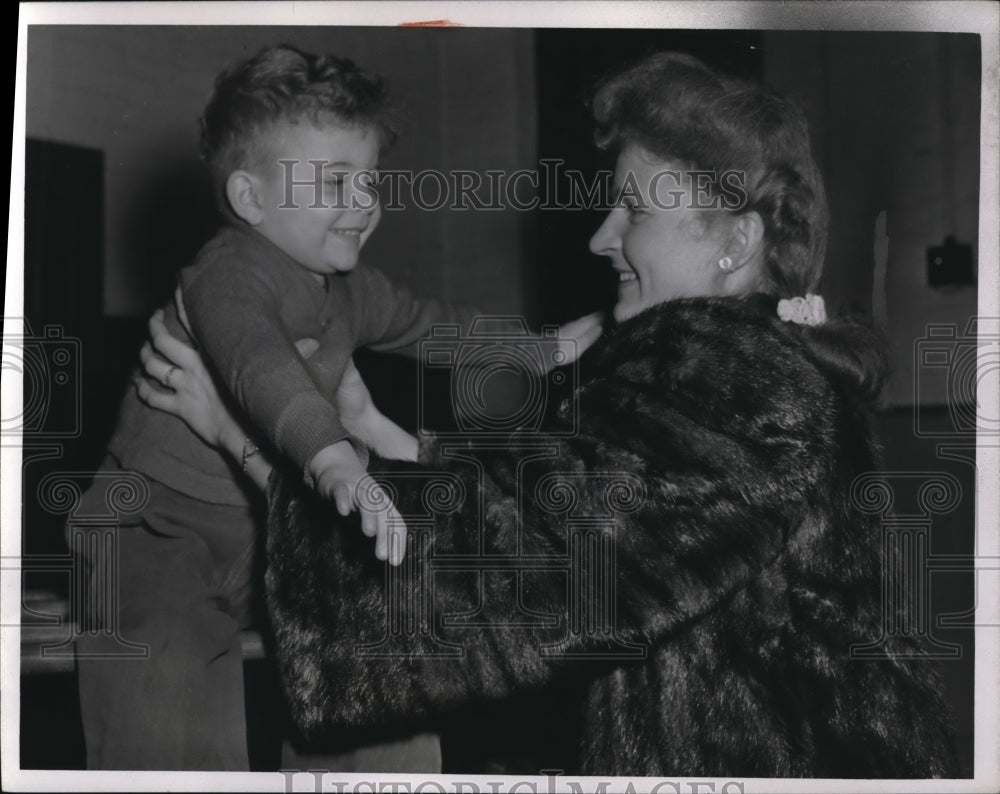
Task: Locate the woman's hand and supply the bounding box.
[135,288,275,489]
[136,308,238,451]
[541,311,605,371]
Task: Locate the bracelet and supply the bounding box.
[241,438,261,472]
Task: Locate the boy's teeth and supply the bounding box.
[619,272,637,282]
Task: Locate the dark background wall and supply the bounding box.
[763,31,981,406]
[17,25,980,775]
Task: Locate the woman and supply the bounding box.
[138,52,959,777]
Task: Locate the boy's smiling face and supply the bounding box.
[248,120,381,279]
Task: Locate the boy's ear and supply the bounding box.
[225,170,266,225]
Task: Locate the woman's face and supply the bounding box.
[589,146,735,323]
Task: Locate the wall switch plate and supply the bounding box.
[927,235,974,287]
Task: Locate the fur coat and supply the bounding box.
[264,295,959,778]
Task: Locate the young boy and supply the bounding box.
[72,44,511,771]
[113,44,437,566]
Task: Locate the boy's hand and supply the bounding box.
[335,358,377,432]
[540,311,605,372]
[308,440,408,565]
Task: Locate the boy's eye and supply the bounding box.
[324,171,347,187]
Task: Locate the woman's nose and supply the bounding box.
[589,210,620,256]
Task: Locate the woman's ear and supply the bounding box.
[717,211,765,294]
[724,211,765,269]
[225,171,266,225]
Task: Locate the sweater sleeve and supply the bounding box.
[265,301,837,738]
[352,265,486,356]
[181,247,348,473]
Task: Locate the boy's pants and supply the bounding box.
[72,465,442,772]
[73,469,259,770]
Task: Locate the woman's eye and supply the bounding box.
[624,203,645,221]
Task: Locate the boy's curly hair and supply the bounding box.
[200,44,396,209]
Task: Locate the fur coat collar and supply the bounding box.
[265,296,958,778]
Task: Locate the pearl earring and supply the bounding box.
[718,256,733,271]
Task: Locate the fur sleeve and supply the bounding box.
[265,298,853,740]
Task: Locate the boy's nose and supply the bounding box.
[348,181,379,215]
[364,201,382,225]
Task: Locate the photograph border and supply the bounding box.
[4,2,998,792]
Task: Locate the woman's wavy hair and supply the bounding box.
[592,51,827,299]
[200,44,396,213]
[592,52,887,402]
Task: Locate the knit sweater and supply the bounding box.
[108,223,482,505]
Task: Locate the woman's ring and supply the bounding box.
[164,365,179,389]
